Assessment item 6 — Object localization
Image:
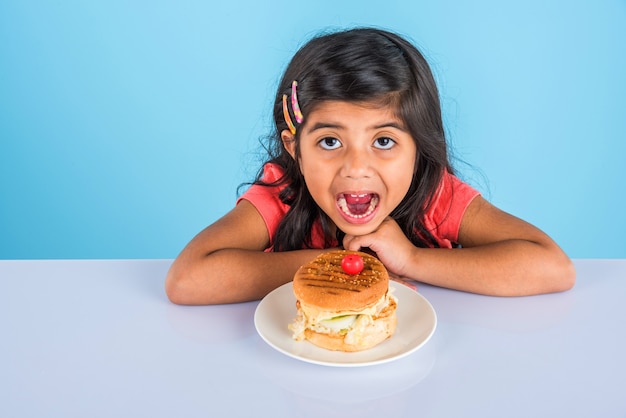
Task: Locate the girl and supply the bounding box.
[165,28,575,305]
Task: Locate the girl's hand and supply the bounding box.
[342,217,417,279]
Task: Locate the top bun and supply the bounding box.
[293,250,389,311]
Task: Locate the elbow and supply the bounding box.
[165,269,188,305]
[542,251,576,294]
[165,263,200,305]
[165,284,187,306]
[165,257,229,305]
[556,256,576,292]
[512,251,576,297]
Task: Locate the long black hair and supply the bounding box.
[257,27,453,251]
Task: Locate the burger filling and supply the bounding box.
[289,289,397,344]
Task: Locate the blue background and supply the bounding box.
[1,0,625,259]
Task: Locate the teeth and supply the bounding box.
[337,195,379,219]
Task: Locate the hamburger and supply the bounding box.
[288,250,397,352]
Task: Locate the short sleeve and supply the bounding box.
[422,171,481,248]
[236,163,290,247]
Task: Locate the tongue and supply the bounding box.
[345,194,372,215]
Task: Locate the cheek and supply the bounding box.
[389,158,416,197]
[299,158,335,203]
[298,152,328,178]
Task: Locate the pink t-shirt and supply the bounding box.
[237,163,480,249]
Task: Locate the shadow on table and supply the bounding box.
[166,301,259,344]
[254,331,438,415]
[418,284,575,333]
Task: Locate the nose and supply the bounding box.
[340,146,373,179]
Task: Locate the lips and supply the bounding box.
[337,193,380,219]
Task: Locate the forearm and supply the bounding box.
[166,248,325,305]
[404,240,576,296]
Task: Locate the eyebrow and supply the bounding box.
[305,121,407,133]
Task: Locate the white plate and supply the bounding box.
[254,282,437,367]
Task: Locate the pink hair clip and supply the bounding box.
[282,80,304,135]
[291,81,303,124]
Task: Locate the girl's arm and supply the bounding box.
[343,196,575,296]
[165,200,326,305]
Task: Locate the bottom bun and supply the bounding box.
[303,311,397,352]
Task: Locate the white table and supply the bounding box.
[1,259,624,417]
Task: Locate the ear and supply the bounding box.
[281,130,297,160]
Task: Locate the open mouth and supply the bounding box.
[337,193,379,219]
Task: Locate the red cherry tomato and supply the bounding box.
[341,254,364,275]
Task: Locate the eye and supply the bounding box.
[374,137,395,150]
[318,137,341,150]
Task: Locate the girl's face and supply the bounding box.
[282,100,417,236]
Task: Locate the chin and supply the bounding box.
[335,218,384,237]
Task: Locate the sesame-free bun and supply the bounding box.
[293,250,389,311]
